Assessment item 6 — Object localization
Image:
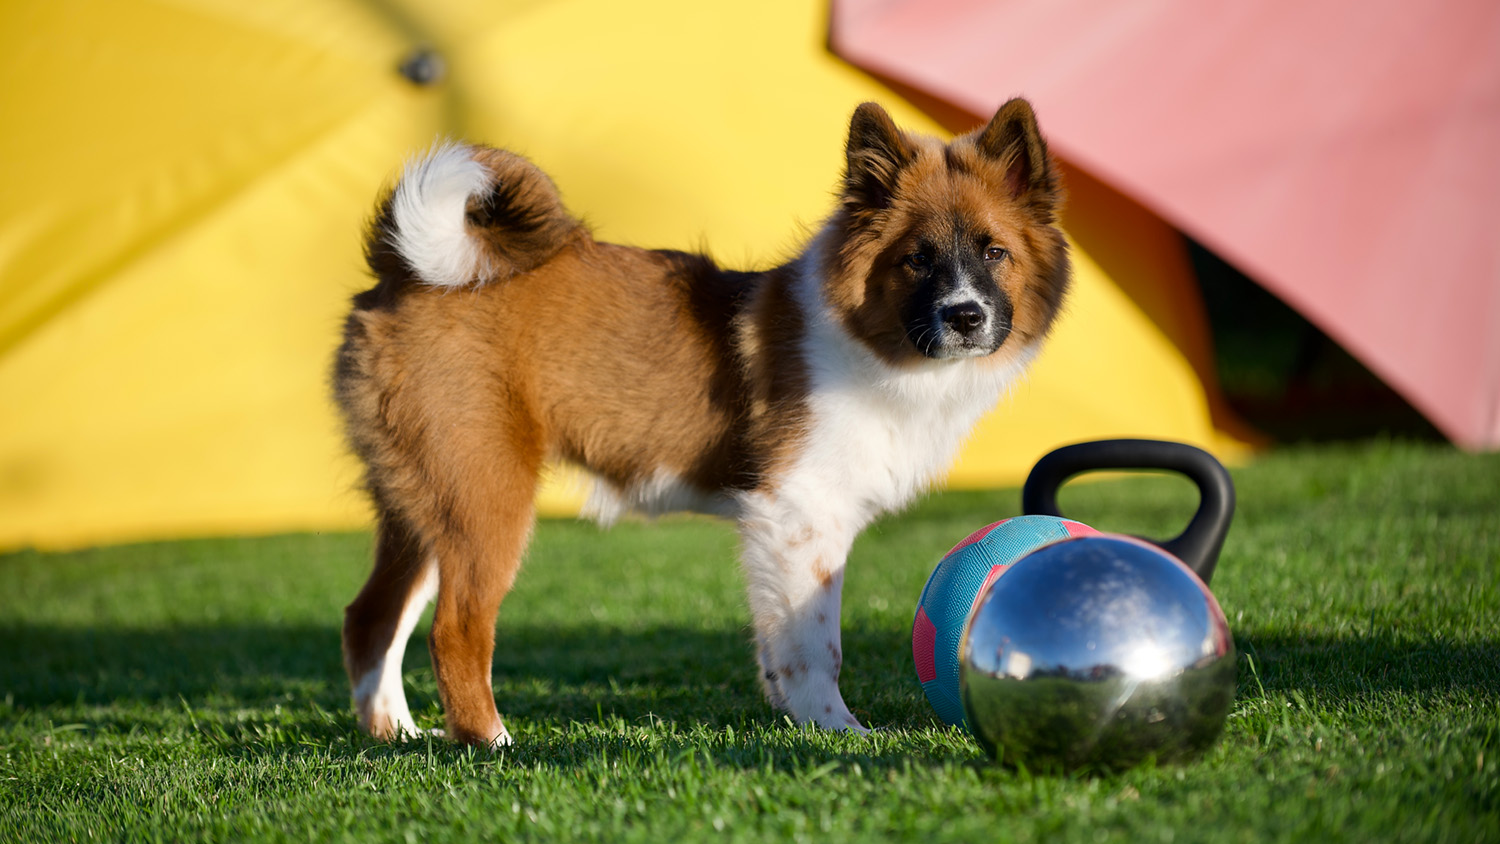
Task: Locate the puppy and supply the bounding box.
[334,99,1069,747]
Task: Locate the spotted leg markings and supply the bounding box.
[737,494,868,733]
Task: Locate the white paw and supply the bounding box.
[803,704,869,734]
[394,726,445,742]
[489,727,514,749]
[777,672,868,733]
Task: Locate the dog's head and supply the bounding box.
[823,99,1070,367]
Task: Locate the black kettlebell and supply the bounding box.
[1022,439,1236,585]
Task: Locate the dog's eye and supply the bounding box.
[906,252,930,270]
[984,246,1009,262]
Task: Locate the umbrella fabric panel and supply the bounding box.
[0,0,431,549]
[0,0,404,353]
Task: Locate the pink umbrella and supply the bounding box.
[832,0,1500,449]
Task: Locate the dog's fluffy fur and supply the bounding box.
[334,100,1069,746]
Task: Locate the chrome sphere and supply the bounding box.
[960,535,1236,770]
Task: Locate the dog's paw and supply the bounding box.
[390,722,441,743]
[387,725,512,750]
[361,709,425,743]
[439,725,514,750]
[489,726,514,749]
[777,674,868,733]
[803,703,869,734]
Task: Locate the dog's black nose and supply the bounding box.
[941,301,987,336]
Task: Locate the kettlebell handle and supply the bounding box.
[1022,439,1236,585]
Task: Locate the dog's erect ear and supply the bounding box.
[843,102,914,210]
[977,98,1055,201]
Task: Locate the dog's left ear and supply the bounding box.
[977,98,1057,202]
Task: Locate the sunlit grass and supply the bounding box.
[2,440,1496,842]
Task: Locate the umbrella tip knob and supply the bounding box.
[398,49,446,86]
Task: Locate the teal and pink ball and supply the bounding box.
[912,514,1098,727]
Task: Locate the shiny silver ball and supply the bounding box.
[960,535,1236,770]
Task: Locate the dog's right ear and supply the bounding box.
[843,102,914,211]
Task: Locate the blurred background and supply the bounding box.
[1,0,1494,551]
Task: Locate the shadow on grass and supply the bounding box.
[1237,630,1500,698]
[0,620,962,769]
[0,621,879,719]
[4,621,1495,763]
[6,620,1497,706]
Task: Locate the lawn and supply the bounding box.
[2,440,1496,842]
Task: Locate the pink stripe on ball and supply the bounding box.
[944,519,1009,557]
[1063,520,1100,537]
[912,606,938,683]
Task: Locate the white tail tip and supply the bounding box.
[389,143,494,288]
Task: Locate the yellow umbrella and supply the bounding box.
[0,0,1247,551]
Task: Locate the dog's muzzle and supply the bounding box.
[916,294,1011,359]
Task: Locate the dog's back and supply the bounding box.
[335,146,805,523]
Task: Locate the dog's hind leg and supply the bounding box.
[344,513,439,740]
[423,442,542,749]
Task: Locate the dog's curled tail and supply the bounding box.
[371,143,582,288]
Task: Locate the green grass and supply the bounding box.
[2,440,1496,842]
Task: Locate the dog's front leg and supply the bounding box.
[738,495,866,732]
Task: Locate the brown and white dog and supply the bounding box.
[334,99,1070,747]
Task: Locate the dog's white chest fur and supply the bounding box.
[785,309,1032,527]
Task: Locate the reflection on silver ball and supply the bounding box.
[960,535,1236,770]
